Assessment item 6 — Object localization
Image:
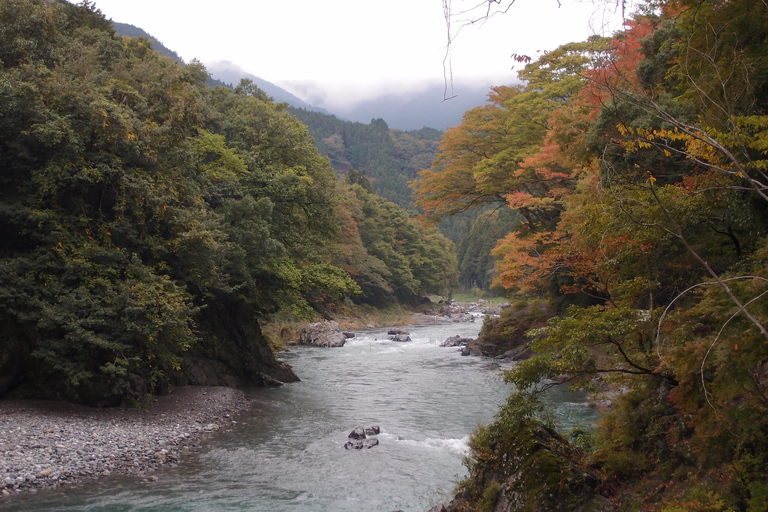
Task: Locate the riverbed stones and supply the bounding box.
[298,321,346,348]
[0,386,249,498]
[389,334,411,342]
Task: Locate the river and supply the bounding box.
[3,321,599,512]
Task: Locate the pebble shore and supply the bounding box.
[0,386,250,499]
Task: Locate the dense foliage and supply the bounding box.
[289,107,442,209]
[0,0,458,405]
[414,1,768,509]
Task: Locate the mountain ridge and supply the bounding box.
[110,21,493,131]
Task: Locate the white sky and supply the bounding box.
[91,0,627,109]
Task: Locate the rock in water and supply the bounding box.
[298,321,346,348]
[348,426,367,440]
[344,438,380,450]
[388,328,409,335]
[389,334,411,342]
[344,425,381,449]
[441,335,472,347]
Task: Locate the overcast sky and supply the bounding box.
[92,0,627,109]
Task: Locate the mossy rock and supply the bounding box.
[473,302,552,358]
[447,416,613,512]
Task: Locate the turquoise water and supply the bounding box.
[2,322,598,511]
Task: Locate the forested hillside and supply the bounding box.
[415,0,768,509]
[289,107,442,209]
[0,0,457,406]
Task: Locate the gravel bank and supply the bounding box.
[0,386,250,499]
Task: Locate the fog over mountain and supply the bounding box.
[324,83,497,131]
[205,61,329,114]
[112,22,499,131]
[208,62,499,131]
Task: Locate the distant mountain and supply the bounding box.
[111,22,229,89]
[111,22,493,131]
[204,61,328,113]
[112,22,182,62]
[334,83,496,131]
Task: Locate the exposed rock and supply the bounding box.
[344,438,379,450]
[348,426,367,440]
[458,302,552,359]
[344,425,381,450]
[388,328,410,335]
[412,313,452,324]
[431,417,611,512]
[441,335,473,347]
[342,331,355,339]
[461,340,485,357]
[298,321,346,348]
[389,334,412,342]
[495,344,534,361]
[179,296,300,391]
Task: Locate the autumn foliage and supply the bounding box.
[414,1,768,509]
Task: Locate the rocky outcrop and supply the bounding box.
[413,299,511,326]
[178,296,299,391]
[495,345,534,361]
[344,425,381,450]
[428,417,615,512]
[457,302,552,359]
[440,335,472,347]
[298,321,347,348]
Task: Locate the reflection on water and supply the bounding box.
[3,322,599,512]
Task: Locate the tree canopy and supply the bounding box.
[416,0,768,509]
[0,0,458,405]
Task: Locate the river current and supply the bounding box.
[4,321,598,512]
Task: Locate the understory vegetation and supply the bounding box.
[412,0,768,509]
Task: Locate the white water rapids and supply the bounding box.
[4,321,598,512]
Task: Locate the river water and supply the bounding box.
[4,321,598,512]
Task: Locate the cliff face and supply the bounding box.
[178,296,299,389]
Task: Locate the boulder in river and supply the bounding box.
[389,334,411,342]
[441,335,472,347]
[388,328,409,335]
[298,321,346,348]
[344,425,381,449]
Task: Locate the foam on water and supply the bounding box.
[4,321,598,512]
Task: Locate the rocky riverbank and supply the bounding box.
[412,299,509,325]
[0,386,250,500]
